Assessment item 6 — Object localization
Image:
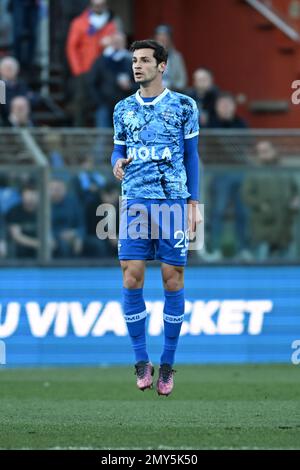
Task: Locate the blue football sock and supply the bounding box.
[123,287,149,363]
[160,288,185,366]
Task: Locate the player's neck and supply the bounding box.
[139,82,165,98]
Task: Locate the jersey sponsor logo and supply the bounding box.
[138,127,157,145]
[0,300,273,338]
[128,146,172,162]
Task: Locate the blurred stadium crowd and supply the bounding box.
[0,0,300,263]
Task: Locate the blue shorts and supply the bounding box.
[118,198,189,266]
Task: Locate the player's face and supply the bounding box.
[132,49,162,85]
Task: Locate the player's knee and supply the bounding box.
[164,278,182,291]
[125,276,141,289]
[162,266,184,291]
[122,263,144,289]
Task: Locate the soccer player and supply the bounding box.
[111,39,201,396]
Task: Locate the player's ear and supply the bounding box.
[158,63,166,73]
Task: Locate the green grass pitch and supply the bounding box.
[0,365,299,450]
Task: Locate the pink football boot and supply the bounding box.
[134,361,154,391]
[156,364,176,396]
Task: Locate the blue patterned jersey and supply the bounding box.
[113,88,199,199]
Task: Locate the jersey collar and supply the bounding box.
[135,88,170,106]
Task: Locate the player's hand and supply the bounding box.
[187,201,203,240]
[113,157,133,181]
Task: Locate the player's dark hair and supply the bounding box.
[130,40,168,65]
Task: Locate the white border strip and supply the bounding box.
[184,131,199,140]
[135,88,170,106]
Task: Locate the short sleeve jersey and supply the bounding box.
[113,88,199,199]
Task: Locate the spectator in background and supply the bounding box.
[6,183,39,258]
[88,32,136,128]
[52,0,89,68]
[43,132,65,168]
[208,92,247,129]
[0,174,20,258]
[85,180,119,257]
[0,0,12,53]
[243,141,300,260]
[66,0,118,126]
[0,173,20,258]
[49,178,85,258]
[0,56,35,125]
[8,0,40,73]
[186,68,219,127]
[0,173,20,216]
[71,154,107,257]
[154,24,187,91]
[206,93,249,261]
[5,95,33,127]
[73,153,106,206]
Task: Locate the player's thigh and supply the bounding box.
[154,199,189,267]
[121,260,146,289]
[161,263,184,291]
[119,198,155,261]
